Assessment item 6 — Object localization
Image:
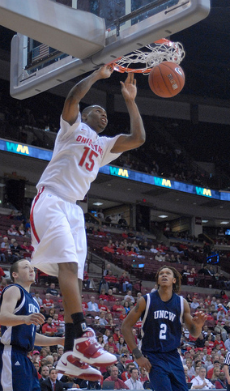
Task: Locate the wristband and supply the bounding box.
[132,347,143,359]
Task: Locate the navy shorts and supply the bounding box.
[0,345,40,391]
[146,350,188,391]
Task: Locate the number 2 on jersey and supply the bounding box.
[79,147,98,172]
[159,323,167,339]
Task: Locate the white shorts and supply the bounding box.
[30,187,86,279]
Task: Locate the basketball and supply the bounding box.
[148,61,185,98]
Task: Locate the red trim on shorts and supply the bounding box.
[30,187,45,244]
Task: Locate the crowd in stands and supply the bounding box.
[2,211,230,387]
[1,277,230,389]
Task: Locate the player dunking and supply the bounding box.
[0,259,65,391]
[30,65,145,378]
[122,266,207,391]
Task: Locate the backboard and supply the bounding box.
[0,0,211,99]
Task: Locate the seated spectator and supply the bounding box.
[112,299,124,314]
[214,334,225,350]
[215,370,227,389]
[98,298,109,313]
[125,367,143,390]
[108,336,118,353]
[215,322,227,342]
[52,313,65,336]
[106,289,116,302]
[10,240,21,257]
[116,337,127,353]
[34,292,43,306]
[181,265,190,284]
[124,290,135,304]
[46,282,59,296]
[97,334,105,347]
[190,298,200,311]
[116,244,127,256]
[119,271,133,293]
[39,365,50,383]
[195,333,205,349]
[183,365,191,384]
[191,367,215,389]
[18,223,25,236]
[104,270,119,291]
[155,252,165,262]
[7,225,19,236]
[139,368,149,384]
[43,293,54,310]
[99,312,108,326]
[123,301,130,314]
[40,368,63,391]
[103,329,111,344]
[207,361,221,379]
[41,317,58,336]
[113,327,121,343]
[121,364,137,382]
[103,365,129,389]
[83,270,90,289]
[186,359,195,378]
[99,289,108,301]
[87,296,99,312]
[119,308,127,321]
[150,245,158,253]
[116,353,129,375]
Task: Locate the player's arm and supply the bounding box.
[35,333,64,347]
[62,65,114,126]
[183,299,207,338]
[111,73,146,153]
[0,286,45,327]
[121,297,151,372]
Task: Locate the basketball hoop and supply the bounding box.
[109,38,185,74]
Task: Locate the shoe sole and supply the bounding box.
[56,366,102,381]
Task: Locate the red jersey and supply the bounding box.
[99,294,108,301]
[99,304,108,312]
[42,299,54,307]
[82,302,88,310]
[42,323,57,335]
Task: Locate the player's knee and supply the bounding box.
[58,262,78,275]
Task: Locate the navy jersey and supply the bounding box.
[0,284,39,352]
[141,290,184,354]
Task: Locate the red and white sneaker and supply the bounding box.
[56,352,102,381]
[73,327,117,366]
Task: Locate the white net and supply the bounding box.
[113,41,185,74]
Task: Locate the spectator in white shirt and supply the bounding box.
[124,290,135,304]
[87,296,99,312]
[186,359,196,378]
[125,368,143,390]
[191,298,200,311]
[191,367,215,389]
[224,333,230,351]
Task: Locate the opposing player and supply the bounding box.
[0,259,64,391]
[121,266,207,391]
[30,65,146,378]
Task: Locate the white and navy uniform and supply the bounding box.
[30,114,121,278]
[0,284,40,391]
[224,351,230,391]
[141,290,187,391]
